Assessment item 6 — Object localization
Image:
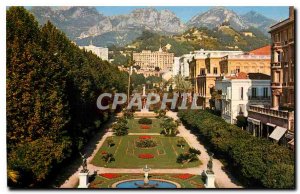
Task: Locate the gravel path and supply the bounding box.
[60,111,242,188]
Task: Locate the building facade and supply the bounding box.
[215,73,271,124]
[133,48,174,71]
[79,44,109,61]
[247,7,295,148]
[219,54,271,75]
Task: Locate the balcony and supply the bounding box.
[271,82,283,88]
[248,96,270,101]
[271,62,282,68]
[248,105,293,120]
[272,42,282,48]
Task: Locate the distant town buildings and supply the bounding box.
[247,7,294,148]
[215,72,271,124]
[79,43,109,61]
[133,48,174,71]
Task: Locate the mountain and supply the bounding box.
[241,11,277,35]
[187,7,248,31]
[30,7,186,46]
[30,6,276,47]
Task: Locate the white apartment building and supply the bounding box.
[79,44,109,61]
[215,72,271,124]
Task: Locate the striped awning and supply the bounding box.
[288,138,294,146]
[269,126,287,141]
[266,123,276,127]
[247,117,261,125]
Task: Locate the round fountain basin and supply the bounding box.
[114,179,179,188]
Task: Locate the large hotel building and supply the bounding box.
[188,48,271,108]
[133,48,174,70]
[247,7,295,148]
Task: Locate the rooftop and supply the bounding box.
[249,45,271,56]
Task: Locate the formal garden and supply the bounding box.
[91,115,202,169]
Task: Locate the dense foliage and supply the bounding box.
[177,148,201,164]
[160,117,179,136]
[112,117,129,136]
[7,7,128,187]
[120,28,270,57]
[138,118,152,125]
[178,109,295,188]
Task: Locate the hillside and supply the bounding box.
[120,26,270,58]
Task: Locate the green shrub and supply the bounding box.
[178,109,294,188]
[138,118,152,124]
[136,139,157,148]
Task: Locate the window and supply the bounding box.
[238,104,244,115]
[200,68,205,75]
[263,88,268,98]
[240,87,244,100]
[236,66,240,73]
[213,67,218,74]
[252,87,257,98]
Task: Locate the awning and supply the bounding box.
[288,138,294,146]
[269,126,287,141]
[266,123,276,127]
[247,117,261,125]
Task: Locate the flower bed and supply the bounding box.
[140,125,151,129]
[138,153,155,159]
[173,173,194,180]
[139,135,152,139]
[100,173,120,179]
[101,151,107,155]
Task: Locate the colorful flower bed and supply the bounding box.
[173,173,194,180]
[99,173,120,179]
[138,153,155,159]
[89,180,104,188]
[139,135,152,139]
[101,151,107,155]
[140,125,151,129]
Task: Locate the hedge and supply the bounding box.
[178,109,295,188]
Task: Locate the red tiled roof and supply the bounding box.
[249,45,271,55]
[227,72,270,80]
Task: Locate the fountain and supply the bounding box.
[134,165,158,188]
[112,165,180,188]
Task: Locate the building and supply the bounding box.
[215,72,271,124]
[189,48,270,109]
[172,55,191,78]
[133,48,174,71]
[79,43,109,61]
[241,31,254,37]
[247,7,295,148]
[188,50,243,108]
[219,53,271,75]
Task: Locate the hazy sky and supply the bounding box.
[96,6,289,22]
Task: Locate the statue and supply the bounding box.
[79,152,88,173]
[206,153,214,174]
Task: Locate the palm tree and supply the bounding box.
[173,74,192,93]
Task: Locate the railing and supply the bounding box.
[273,42,282,47]
[271,62,281,68]
[271,82,283,87]
[248,105,293,119]
[248,96,270,100]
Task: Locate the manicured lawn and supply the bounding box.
[89,173,205,188]
[127,118,163,133]
[91,135,201,169]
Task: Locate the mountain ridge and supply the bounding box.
[30,6,276,46]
